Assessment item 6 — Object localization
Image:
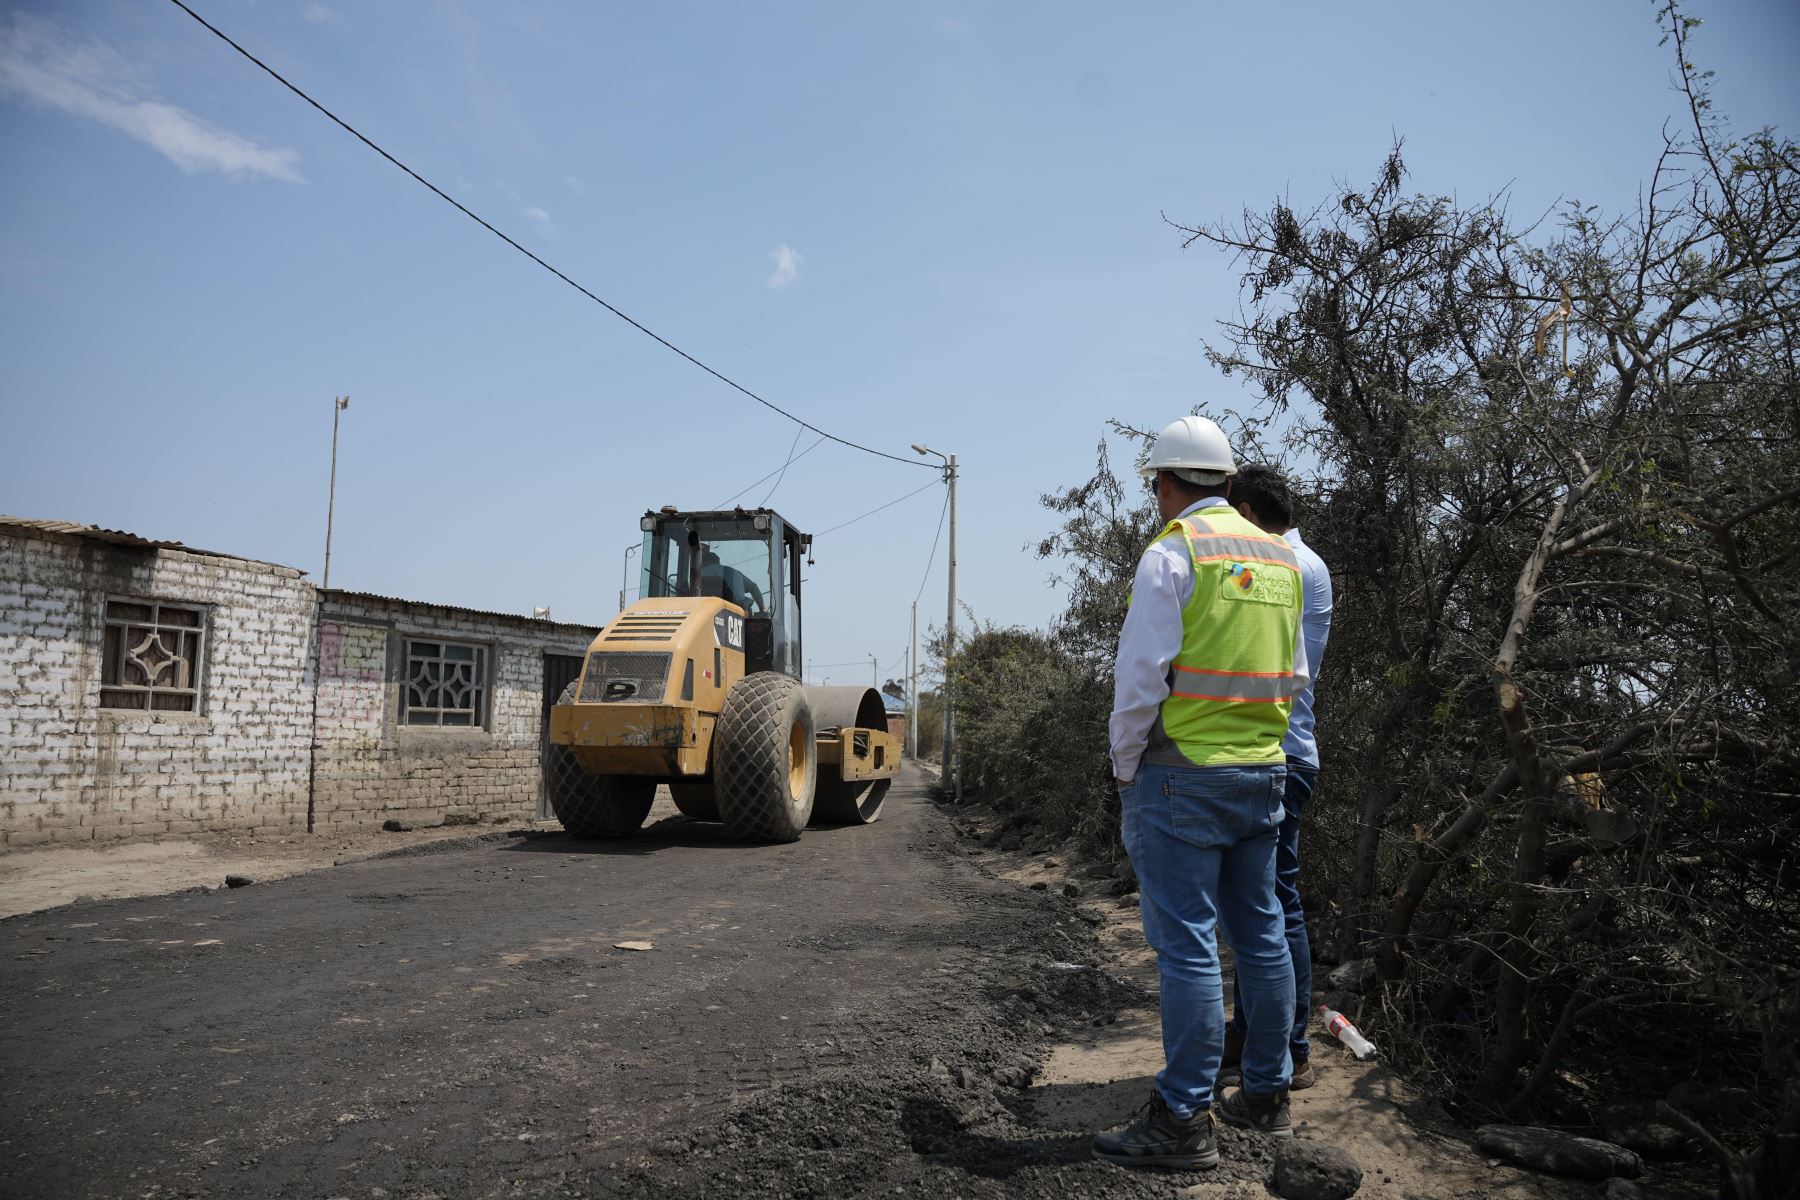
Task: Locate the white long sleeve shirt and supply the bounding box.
[1108,497,1311,783]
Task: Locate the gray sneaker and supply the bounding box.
[1217,1085,1293,1138]
[1092,1092,1220,1170]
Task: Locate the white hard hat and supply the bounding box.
[1140,415,1236,485]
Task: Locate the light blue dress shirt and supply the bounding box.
[1281,527,1332,768]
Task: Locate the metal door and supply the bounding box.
[539,652,586,818]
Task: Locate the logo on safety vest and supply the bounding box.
[1221,561,1295,608]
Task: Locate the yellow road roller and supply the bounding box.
[546,507,901,842]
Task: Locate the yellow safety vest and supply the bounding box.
[1152,508,1303,767]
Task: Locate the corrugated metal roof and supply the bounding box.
[0,515,294,570]
[319,588,601,634]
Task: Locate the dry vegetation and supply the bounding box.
[941,7,1798,1196]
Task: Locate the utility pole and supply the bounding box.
[947,452,958,799]
[322,395,349,588]
[870,654,878,687]
[911,444,958,794]
[909,600,918,759]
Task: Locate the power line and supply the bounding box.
[760,426,806,506]
[913,486,952,605]
[817,478,941,537]
[166,0,933,472]
[714,435,828,509]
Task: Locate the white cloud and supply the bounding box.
[523,206,551,226]
[767,243,803,289]
[0,13,301,181]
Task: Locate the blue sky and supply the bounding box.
[3,0,1796,685]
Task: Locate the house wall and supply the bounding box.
[310,594,595,831]
[0,529,314,848]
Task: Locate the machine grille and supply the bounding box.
[578,651,670,703]
[603,612,689,642]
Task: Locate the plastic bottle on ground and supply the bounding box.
[1317,1005,1379,1060]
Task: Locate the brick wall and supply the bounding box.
[0,528,314,848]
[310,592,595,831]
[0,527,602,850]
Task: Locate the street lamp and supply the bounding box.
[912,442,958,797]
[322,395,349,589]
[619,542,640,616]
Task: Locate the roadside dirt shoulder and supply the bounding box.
[0,791,720,921]
[0,818,543,919]
[945,800,1598,1200]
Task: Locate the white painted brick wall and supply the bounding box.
[0,529,600,849]
[312,595,594,828]
[0,530,314,847]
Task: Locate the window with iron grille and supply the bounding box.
[401,638,489,727]
[100,599,207,712]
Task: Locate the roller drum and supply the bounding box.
[803,685,893,826]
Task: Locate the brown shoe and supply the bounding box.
[1290,1055,1316,1090]
[1217,1085,1293,1138]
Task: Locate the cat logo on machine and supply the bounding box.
[714,612,746,652]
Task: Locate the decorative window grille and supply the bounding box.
[401,639,489,727]
[101,599,207,712]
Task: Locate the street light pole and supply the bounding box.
[619,542,640,615]
[322,395,349,589]
[870,654,878,688]
[911,444,958,795]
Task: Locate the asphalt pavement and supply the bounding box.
[0,766,1224,1200]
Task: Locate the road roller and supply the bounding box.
[545,506,901,842]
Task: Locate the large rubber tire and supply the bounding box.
[669,782,719,822]
[810,777,890,826]
[546,681,656,838]
[715,673,816,843]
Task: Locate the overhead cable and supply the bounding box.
[714,435,828,509]
[912,487,952,605]
[760,427,808,506]
[816,478,941,537]
[166,0,932,471]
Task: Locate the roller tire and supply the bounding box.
[715,673,816,843]
[547,681,656,838]
[810,777,890,826]
[669,782,719,822]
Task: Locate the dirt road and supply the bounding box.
[1,767,1588,1199]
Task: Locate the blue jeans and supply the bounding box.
[1121,760,1294,1116]
[1229,760,1317,1061]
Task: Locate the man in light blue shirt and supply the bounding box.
[1215,464,1333,1090]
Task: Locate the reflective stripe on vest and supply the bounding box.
[1155,509,1303,767]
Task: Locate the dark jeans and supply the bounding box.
[1228,759,1316,1061]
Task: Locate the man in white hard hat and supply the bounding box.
[1093,415,1310,1171]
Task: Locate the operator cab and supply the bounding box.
[639,507,810,679]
